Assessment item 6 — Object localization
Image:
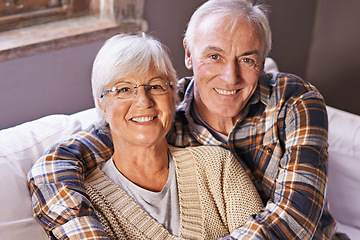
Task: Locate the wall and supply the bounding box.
[0,0,205,129]
[266,0,317,79]
[1,0,359,129]
[267,0,360,116]
[306,0,360,115]
[0,42,101,129]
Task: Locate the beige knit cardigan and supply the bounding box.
[85,145,263,240]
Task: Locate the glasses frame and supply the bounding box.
[100,81,173,99]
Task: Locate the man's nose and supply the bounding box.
[220,61,240,84]
[133,86,154,108]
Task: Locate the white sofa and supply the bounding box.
[0,106,359,239]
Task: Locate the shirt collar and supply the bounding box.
[256,72,272,106]
[176,77,224,146]
[176,76,194,114]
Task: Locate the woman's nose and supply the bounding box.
[133,86,154,108]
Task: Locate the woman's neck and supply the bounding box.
[111,141,170,192]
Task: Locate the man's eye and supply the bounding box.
[210,54,219,60]
[241,58,255,64]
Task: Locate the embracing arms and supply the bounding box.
[28,126,113,239]
[223,76,334,239]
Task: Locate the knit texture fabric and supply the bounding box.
[85,145,263,239]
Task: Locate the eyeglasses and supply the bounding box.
[100,79,173,99]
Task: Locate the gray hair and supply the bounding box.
[91,33,178,128]
[184,0,272,58]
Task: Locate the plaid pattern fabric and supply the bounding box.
[28,127,114,239]
[28,72,336,239]
[170,73,335,239]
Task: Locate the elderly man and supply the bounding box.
[28,0,336,239]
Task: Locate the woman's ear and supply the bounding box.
[183,38,193,70]
[97,98,109,123]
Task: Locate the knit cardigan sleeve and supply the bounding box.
[177,146,264,233]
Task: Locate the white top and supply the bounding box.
[101,154,180,236]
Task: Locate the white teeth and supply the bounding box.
[131,116,155,123]
[214,88,238,95]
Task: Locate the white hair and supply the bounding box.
[185,0,272,58]
[91,33,177,129]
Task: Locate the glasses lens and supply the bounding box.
[114,82,136,99]
[147,79,170,95]
[109,79,172,99]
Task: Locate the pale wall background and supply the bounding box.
[1,0,359,129]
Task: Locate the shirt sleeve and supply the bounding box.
[27,125,114,239]
[51,216,109,239]
[221,89,329,239]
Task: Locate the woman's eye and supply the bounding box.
[117,87,131,93]
[150,85,164,90]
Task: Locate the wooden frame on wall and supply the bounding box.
[0,0,147,61]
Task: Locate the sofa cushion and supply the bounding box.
[336,221,360,240]
[326,106,360,231]
[0,114,83,240]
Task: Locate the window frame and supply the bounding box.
[0,0,93,32]
[0,0,146,61]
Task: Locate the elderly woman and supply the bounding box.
[83,33,262,239]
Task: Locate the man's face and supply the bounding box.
[184,14,265,134]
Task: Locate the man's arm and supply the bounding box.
[27,126,113,239]
[223,86,331,239]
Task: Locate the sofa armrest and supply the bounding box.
[0,113,84,240]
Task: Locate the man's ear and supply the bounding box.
[183,38,193,70]
[259,58,265,75]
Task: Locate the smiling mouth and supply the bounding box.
[214,88,239,95]
[131,116,156,123]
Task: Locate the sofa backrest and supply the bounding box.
[326,106,360,233]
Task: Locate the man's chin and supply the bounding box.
[211,108,242,120]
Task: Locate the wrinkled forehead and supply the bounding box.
[194,13,265,56]
[199,13,261,36]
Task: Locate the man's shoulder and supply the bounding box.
[263,72,323,100]
[46,125,113,154]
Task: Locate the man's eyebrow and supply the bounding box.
[202,47,260,57]
[240,50,259,56]
[203,45,225,53]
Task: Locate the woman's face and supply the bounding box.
[99,68,174,148]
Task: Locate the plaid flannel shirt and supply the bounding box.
[28,72,336,239]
